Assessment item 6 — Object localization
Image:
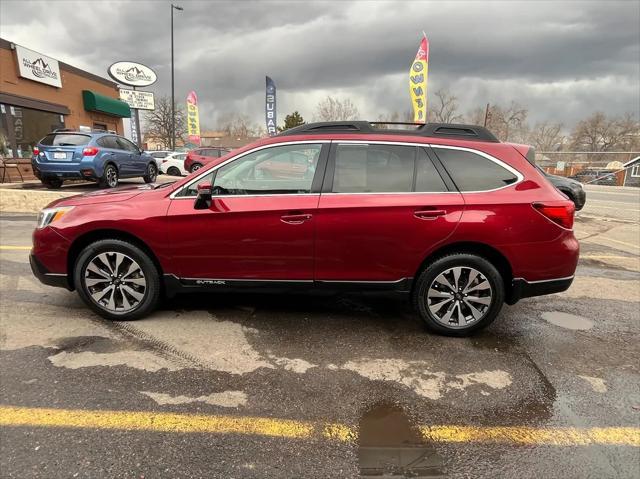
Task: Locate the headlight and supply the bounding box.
[36,206,74,229]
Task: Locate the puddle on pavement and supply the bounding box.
[541,311,594,330]
[358,403,444,478]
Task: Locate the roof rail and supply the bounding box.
[278,121,500,142]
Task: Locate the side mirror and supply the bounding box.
[194,182,212,210]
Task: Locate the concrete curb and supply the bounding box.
[0,187,76,213]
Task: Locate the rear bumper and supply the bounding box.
[30,253,71,290]
[32,158,98,180]
[507,276,574,304]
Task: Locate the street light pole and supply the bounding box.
[171,4,183,150]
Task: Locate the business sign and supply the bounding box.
[186,91,201,146]
[15,45,62,88]
[265,76,277,136]
[119,89,155,110]
[108,61,157,87]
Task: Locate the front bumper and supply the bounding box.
[507,276,574,304]
[30,253,71,290]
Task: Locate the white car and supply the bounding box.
[145,150,174,172]
[159,152,188,176]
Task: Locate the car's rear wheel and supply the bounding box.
[74,239,160,321]
[100,164,118,188]
[42,178,63,189]
[167,166,181,176]
[190,163,203,173]
[143,163,158,183]
[413,253,504,336]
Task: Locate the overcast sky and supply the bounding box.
[1,0,639,131]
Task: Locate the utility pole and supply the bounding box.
[171,4,183,150]
[483,103,490,127]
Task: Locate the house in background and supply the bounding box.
[622,156,640,187]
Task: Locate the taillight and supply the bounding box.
[33,146,40,155]
[82,147,99,156]
[162,159,168,163]
[533,202,575,229]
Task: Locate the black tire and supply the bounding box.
[143,162,158,183]
[100,164,119,188]
[73,239,160,321]
[167,166,181,176]
[412,253,505,337]
[190,163,203,173]
[42,178,63,189]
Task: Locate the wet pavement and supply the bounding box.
[1,197,639,478]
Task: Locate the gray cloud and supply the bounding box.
[1,0,638,129]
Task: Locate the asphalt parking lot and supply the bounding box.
[0,184,638,478]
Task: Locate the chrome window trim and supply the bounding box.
[333,140,524,194]
[171,139,524,198]
[169,140,331,199]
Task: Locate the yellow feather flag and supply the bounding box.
[409,35,429,123]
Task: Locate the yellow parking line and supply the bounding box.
[581,255,638,260]
[0,245,31,251]
[1,406,638,446]
[422,425,640,447]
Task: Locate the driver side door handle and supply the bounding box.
[280,213,312,224]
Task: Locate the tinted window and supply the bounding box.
[416,148,447,192]
[150,152,167,158]
[177,171,214,197]
[202,149,220,158]
[97,136,119,149]
[332,144,414,193]
[40,134,90,146]
[433,148,518,191]
[116,137,139,153]
[213,144,322,195]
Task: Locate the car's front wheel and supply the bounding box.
[74,239,160,321]
[143,163,158,183]
[413,253,504,336]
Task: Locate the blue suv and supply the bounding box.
[32,130,158,189]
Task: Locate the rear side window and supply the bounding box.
[97,136,119,149]
[150,152,167,158]
[332,144,415,193]
[203,149,220,158]
[433,148,518,191]
[40,134,90,146]
[116,137,139,153]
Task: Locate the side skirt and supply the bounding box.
[163,274,413,298]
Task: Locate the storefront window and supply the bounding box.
[0,105,64,158]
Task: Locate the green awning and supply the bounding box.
[82,90,131,118]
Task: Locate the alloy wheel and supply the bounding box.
[148,164,157,182]
[106,166,118,188]
[83,252,146,313]
[426,266,493,329]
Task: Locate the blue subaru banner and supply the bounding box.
[265,76,277,136]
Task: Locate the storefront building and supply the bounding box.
[0,38,130,160]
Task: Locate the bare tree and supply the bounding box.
[143,96,186,149]
[216,112,260,137]
[429,88,463,124]
[314,96,359,121]
[570,112,640,152]
[528,121,565,151]
[468,102,528,142]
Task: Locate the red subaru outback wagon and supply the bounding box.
[31,122,578,336]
